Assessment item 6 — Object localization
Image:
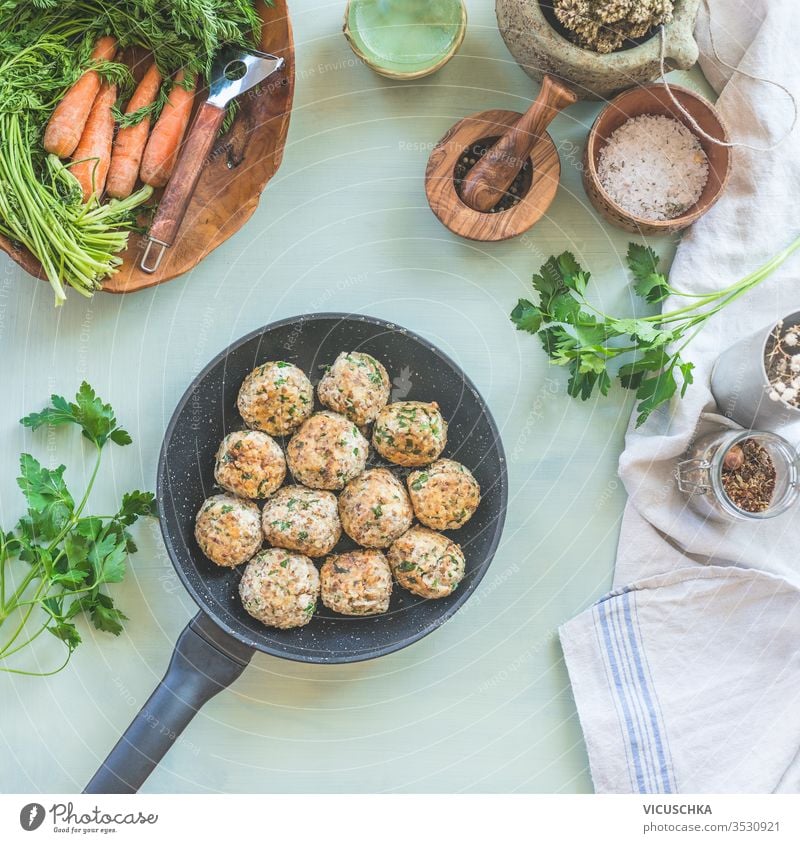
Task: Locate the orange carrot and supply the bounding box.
[105,63,163,199]
[70,81,117,202]
[44,36,117,158]
[139,70,195,188]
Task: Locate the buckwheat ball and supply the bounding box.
[286,411,369,490]
[407,459,481,531]
[317,351,391,425]
[237,361,313,437]
[239,548,320,629]
[339,468,414,548]
[387,526,465,599]
[320,549,393,616]
[194,494,262,568]
[372,401,447,467]
[261,485,341,557]
[214,430,286,500]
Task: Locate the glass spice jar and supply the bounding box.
[676,429,800,522]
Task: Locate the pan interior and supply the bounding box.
[158,314,508,663]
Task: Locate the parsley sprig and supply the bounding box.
[0,383,155,676]
[511,237,800,426]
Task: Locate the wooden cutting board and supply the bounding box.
[0,0,295,295]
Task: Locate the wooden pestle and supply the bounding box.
[460,75,577,213]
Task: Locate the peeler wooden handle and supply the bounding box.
[460,75,577,214]
[140,101,226,274]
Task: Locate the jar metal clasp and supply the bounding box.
[675,458,712,494]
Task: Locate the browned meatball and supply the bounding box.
[286,411,368,490]
[261,485,341,557]
[237,361,313,436]
[387,526,465,599]
[372,401,447,467]
[195,494,262,568]
[239,548,319,629]
[407,459,480,530]
[317,351,391,425]
[320,549,393,615]
[214,430,286,499]
[338,468,413,548]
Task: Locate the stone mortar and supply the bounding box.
[495,0,701,100]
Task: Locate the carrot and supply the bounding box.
[70,81,117,202]
[139,70,195,188]
[44,36,117,158]
[105,63,163,199]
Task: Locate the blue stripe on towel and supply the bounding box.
[621,592,673,792]
[634,593,677,791]
[591,606,636,792]
[596,591,675,793]
[596,599,646,792]
[609,595,659,792]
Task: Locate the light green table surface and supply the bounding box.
[0,1,712,794]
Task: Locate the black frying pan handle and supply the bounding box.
[84,611,254,794]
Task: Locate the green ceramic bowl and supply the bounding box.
[344,0,467,80]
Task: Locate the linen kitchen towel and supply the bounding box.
[613,0,800,588]
[560,566,800,793]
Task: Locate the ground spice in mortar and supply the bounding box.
[454,138,532,213]
[721,439,776,513]
[552,0,674,54]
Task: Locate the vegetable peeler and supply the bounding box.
[140,47,284,273]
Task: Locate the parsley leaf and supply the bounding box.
[617,346,671,390]
[626,242,660,283]
[634,369,678,427]
[17,455,74,541]
[21,382,131,448]
[514,237,800,425]
[48,621,82,652]
[679,360,695,397]
[511,247,683,425]
[2,383,154,677]
[627,243,670,304]
[510,299,543,334]
[85,593,129,636]
[117,490,157,525]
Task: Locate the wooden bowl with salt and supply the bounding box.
[583,84,731,235]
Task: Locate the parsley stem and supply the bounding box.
[0,649,72,677]
[2,565,40,615]
[0,577,48,658]
[13,580,99,609]
[0,619,51,659]
[73,444,103,522]
[0,547,6,609]
[644,234,800,325]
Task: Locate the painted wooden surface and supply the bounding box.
[0,0,711,793]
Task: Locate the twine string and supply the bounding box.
[657,0,797,153]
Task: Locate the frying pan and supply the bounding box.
[84,313,508,794]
